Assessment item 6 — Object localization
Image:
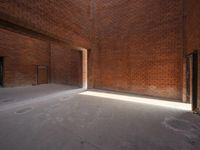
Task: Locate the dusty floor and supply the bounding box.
[0,84,200,150]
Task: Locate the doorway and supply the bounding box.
[75,47,88,89]
[0,57,4,87]
[37,65,48,85]
[186,51,198,110]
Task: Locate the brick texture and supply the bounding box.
[184,0,200,53]
[0,28,83,87]
[90,0,184,100]
[0,0,91,48]
[184,0,200,108]
[50,43,82,87]
[0,28,50,87]
[1,0,200,103]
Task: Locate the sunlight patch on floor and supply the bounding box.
[80,91,191,111]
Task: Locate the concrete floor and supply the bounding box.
[0,84,200,150]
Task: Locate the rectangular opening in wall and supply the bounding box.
[186,51,198,111]
[0,57,4,87]
[37,65,48,85]
[82,49,87,89]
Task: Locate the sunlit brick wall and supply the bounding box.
[90,0,184,100]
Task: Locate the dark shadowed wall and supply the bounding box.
[0,0,89,87]
[0,0,91,48]
[184,0,200,53]
[51,43,82,87]
[0,28,50,87]
[184,0,200,107]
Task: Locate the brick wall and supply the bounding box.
[89,0,184,100]
[1,0,200,102]
[0,0,91,48]
[184,0,200,53]
[0,0,90,88]
[50,43,82,87]
[184,0,200,108]
[0,28,50,87]
[0,28,82,87]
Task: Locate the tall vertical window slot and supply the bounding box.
[0,57,4,87]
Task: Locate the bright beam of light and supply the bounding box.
[80,91,191,111]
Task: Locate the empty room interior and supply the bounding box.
[0,0,200,149]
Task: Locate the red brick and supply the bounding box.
[89,0,184,100]
[0,28,50,87]
[50,43,82,87]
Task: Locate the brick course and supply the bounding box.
[90,0,184,100]
[184,0,200,108]
[0,0,200,103]
[0,28,83,87]
[0,0,91,48]
[0,28,50,87]
[50,43,82,86]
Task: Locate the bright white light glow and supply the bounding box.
[80,91,191,111]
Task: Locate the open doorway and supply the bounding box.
[186,51,198,111]
[0,57,4,87]
[76,47,88,89]
[81,48,88,89]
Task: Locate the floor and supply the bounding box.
[0,84,200,150]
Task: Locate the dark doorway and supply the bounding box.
[0,57,4,86]
[37,65,48,85]
[186,51,198,110]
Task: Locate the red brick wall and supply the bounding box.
[184,0,200,108]
[89,0,184,100]
[0,28,82,87]
[184,0,200,53]
[51,43,82,87]
[0,0,90,88]
[0,0,91,48]
[2,0,200,102]
[0,28,50,87]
